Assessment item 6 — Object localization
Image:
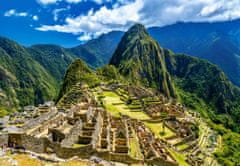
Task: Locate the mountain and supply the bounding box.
[110,24,240,132]
[70,31,124,68]
[68,20,240,87]
[0,37,58,110]
[148,20,240,86]
[57,59,99,101]
[0,32,123,112]
[28,44,76,81]
[110,24,176,98]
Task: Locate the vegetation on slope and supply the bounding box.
[69,31,123,68]
[28,44,76,81]
[0,37,57,110]
[164,51,240,132]
[148,20,240,86]
[110,24,176,98]
[57,59,100,101]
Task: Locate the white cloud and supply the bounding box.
[53,7,70,21]
[37,0,58,5]
[66,0,82,3]
[4,9,28,17]
[36,0,240,41]
[37,0,109,5]
[33,15,39,21]
[77,33,92,41]
[36,0,143,35]
[4,9,16,16]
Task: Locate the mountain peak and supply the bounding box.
[110,24,176,98]
[128,23,148,35]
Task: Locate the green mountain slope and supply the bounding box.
[148,20,240,86]
[110,24,176,98]
[69,31,123,68]
[0,37,58,110]
[165,52,240,114]
[57,59,99,101]
[28,44,76,81]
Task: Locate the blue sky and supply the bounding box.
[0,0,240,47]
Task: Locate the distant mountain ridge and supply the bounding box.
[148,20,240,86]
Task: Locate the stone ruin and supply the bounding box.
[0,83,194,165]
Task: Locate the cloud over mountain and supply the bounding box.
[35,0,240,41]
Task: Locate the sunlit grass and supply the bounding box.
[101,91,150,120]
[59,160,90,166]
[176,144,189,151]
[0,157,13,166]
[167,148,189,166]
[144,122,176,139]
[12,154,43,166]
[129,129,144,159]
[72,144,88,148]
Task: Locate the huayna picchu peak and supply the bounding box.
[110,24,176,98]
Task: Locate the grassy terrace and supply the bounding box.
[144,122,176,139]
[12,154,43,166]
[100,91,150,120]
[72,144,88,148]
[167,149,189,166]
[129,129,144,159]
[176,143,189,151]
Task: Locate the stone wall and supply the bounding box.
[146,157,179,166]
[21,134,46,153]
[97,151,141,164]
[61,121,82,147]
[0,133,8,146]
[46,139,94,159]
[23,108,58,131]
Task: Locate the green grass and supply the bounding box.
[0,108,8,117]
[129,129,144,159]
[167,148,189,166]
[177,144,189,151]
[144,122,176,139]
[72,144,88,148]
[101,91,150,120]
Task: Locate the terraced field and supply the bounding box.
[144,121,176,139]
[100,91,150,120]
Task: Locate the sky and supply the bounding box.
[0,0,240,47]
